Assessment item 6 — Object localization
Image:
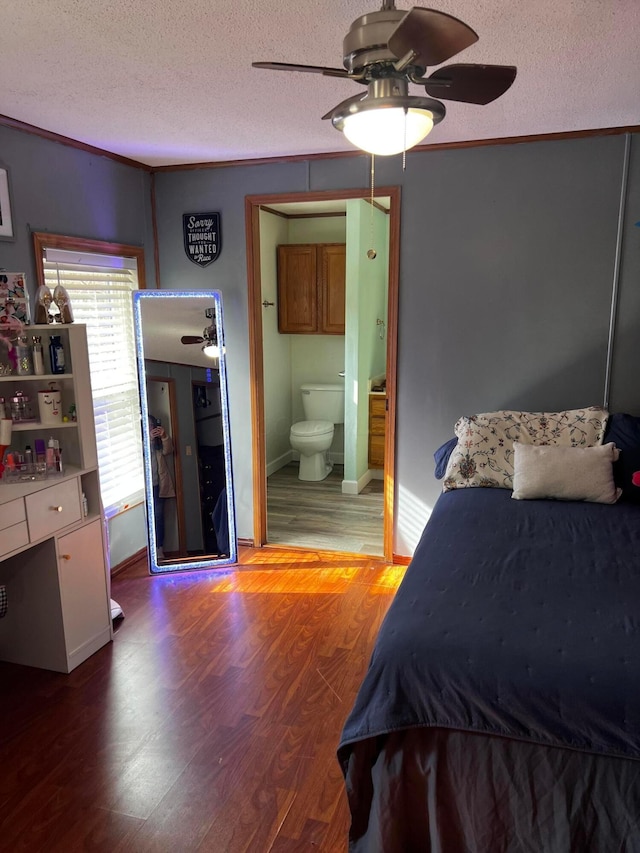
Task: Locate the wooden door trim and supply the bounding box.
[246,197,267,546]
[245,187,401,561]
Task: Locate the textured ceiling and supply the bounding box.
[2,1,639,167]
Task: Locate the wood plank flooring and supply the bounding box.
[267,464,384,556]
[0,547,404,852]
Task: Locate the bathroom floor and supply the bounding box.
[267,463,384,555]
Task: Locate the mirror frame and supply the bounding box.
[133,289,237,573]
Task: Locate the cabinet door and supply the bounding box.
[277,245,318,333]
[57,519,110,657]
[320,244,346,334]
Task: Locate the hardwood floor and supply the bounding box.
[0,547,404,852]
[267,464,384,556]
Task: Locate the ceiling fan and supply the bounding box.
[180,310,220,357]
[252,2,516,156]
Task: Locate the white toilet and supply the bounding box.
[290,383,345,481]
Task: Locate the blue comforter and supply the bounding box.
[339,489,640,763]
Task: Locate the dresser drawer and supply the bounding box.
[0,497,26,532]
[25,479,82,541]
[0,521,29,557]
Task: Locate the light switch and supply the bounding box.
[186,445,192,456]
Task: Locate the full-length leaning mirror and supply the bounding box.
[133,290,237,574]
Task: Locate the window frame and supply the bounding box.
[33,231,148,516]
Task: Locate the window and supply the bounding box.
[34,234,147,517]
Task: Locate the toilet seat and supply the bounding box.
[290,420,333,438]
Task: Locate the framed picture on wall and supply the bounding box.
[0,167,14,240]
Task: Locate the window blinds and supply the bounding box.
[43,250,144,516]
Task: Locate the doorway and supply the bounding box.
[146,376,185,558]
[246,188,400,561]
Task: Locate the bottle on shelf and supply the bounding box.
[49,335,66,375]
[15,336,33,376]
[32,336,45,375]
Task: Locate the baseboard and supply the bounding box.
[110,547,147,577]
[266,450,294,477]
[369,468,383,480]
[341,468,373,495]
[238,537,254,548]
[392,553,412,566]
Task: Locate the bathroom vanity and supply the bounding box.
[368,392,386,469]
[0,324,112,672]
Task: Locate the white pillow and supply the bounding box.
[442,407,609,492]
[511,442,622,504]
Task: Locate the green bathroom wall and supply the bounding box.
[344,200,389,489]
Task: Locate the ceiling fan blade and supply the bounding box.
[322,93,367,121]
[181,336,204,345]
[252,61,349,79]
[388,7,478,69]
[423,64,517,104]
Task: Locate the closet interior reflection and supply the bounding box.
[133,290,236,573]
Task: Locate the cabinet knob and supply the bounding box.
[51,505,63,512]
[61,554,71,561]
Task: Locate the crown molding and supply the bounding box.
[2,113,638,174]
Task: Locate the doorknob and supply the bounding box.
[262,300,274,308]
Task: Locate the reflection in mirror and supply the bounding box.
[133,290,236,574]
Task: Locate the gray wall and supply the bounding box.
[3,122,639,559]
[154,133,640,554]
[0,124,156,567]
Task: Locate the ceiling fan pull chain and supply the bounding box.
[403,108,408,171]
[367,155,377,260]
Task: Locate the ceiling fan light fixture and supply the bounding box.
[332,95,445,156]
[343,106,432,156]
[202,341,220,358]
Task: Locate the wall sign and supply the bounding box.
[183,212,222,267]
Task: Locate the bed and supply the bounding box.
[338,410,640,852]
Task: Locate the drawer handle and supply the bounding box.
[51,505,63,512]
[61,554,72,561]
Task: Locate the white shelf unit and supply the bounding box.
[0,324,112,673]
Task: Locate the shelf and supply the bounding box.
[0,465,91,502]
[11,421,78,432]
[0,373,73,383]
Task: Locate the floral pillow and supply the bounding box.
[442,407,609,491]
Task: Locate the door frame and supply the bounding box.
[146,375,186,556]
[245,186,401,562]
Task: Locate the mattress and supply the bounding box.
[339,488,640,762]
[338,488,640,850]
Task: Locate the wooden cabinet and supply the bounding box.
[277,243,346,334]
[368,394,386,469]
[0,323,112,673]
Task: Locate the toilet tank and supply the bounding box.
[301,383,345,424]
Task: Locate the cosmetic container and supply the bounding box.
[15,336,33,375]
[49,335,66,374]
[32,336,45,375]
